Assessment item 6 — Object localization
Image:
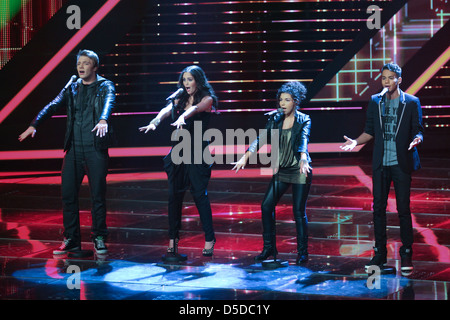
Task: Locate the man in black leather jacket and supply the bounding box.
[19,49,115,255]
[341,63,423,275]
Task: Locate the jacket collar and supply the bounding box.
[399,89,406,104]
[275,110,302,123]
[76,74,106,86]
[397,89,407,136]
[274,110,302,144]
[292,110,302,134]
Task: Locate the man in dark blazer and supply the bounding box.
[340,63,423,276]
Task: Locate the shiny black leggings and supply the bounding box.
[261,176,311,252]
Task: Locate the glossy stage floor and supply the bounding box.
[0,156,449,302]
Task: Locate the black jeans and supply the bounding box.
[61,145,109,243]
[261,174,311,253]
[165,158,215,242]
[372,165,413,251]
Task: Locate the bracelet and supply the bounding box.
[150,118,161,127]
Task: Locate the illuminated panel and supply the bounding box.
[0,0,65,69]
[103,1,379,113]
[406,46,450,95]
[0,0,121,124]
[312,1,450,105]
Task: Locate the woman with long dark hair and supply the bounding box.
[232,81,312,264]
[140,65,218,257]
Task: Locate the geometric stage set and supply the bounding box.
[0,0,449,307]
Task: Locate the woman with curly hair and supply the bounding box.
[232,81,312,264]
[140,65,218,258]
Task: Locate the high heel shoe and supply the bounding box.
[163,238,187,262]
[167,238,179,254]
[202,239,216,257]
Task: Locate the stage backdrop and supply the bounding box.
[0,0,449,171]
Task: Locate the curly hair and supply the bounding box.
[276,81,307,108]
[176,65,218,111]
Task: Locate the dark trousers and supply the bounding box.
[261,175,311,253]
[165,160,215,242]
[372,165,413,251]
[61,145,109,243]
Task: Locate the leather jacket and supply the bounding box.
[31,75,115,151]
[248,110,312,163]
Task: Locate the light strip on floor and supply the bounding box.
[0,143,363,160]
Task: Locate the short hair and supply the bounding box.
[381,62,402,78]
[76,49,99,67]
[276,81,307,107]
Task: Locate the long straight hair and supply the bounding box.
[176,65,218,112]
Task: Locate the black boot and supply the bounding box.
[255,233,277,261]
[295,216,309,265]
[296,241,308,264]
[296,236,309,264]
[296,252,308,264]
[365,247,387,272]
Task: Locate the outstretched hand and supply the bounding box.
[231,157,247,173]
[171,115,186,129]
[300,159,312,174]
[92,120,108,137]
[139,123,157,133]
[340,135,357,151]
[408,137,422,150]
[18,126,36,142]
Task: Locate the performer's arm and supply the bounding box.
[231,150,253,173]
[139,103,173,133]
[232,117,272,173]
[299,152,312,174]
[340,97,375,151]
[408,136,422,150]
[340,132,373,151]
[298,115,312,173]
[18,126,37,141]
[18,87,68,142]
[171,96,213,129]
[408,97,424,150]
[93,81,116,137]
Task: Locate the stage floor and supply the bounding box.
[0,157,449,302]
